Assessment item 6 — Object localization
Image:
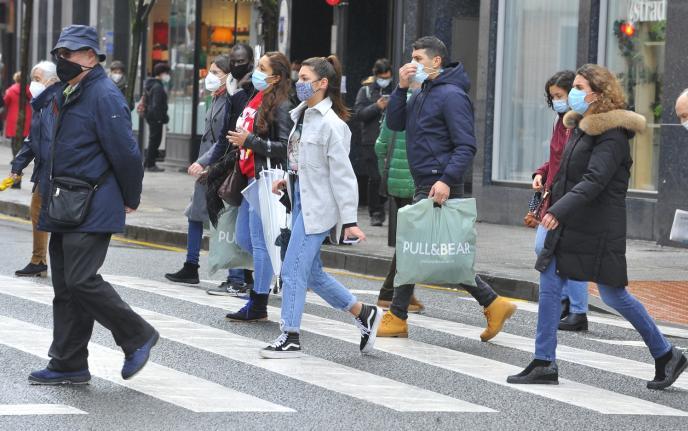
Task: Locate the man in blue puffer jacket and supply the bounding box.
[28,25,158,386]
[377,36,517,341]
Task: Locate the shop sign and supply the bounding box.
[628,0,666,22]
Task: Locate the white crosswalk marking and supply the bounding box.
[0,404,87,416]
[104,275,688,416]
[0,277,493,413]
[305,294,688,390]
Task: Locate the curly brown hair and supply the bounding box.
[576,64,626,114]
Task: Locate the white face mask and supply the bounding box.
[111,73,123,83]
[205,72,223,92]
[29,81,46,99]
[683,121,688,131]
[290,70,299,81]
[160,74,171,83]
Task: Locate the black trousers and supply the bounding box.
[145,121,164,168]
[47,232,155,372]
[380,185,498,319]
[378,196,413,301]
[360,148,385,217]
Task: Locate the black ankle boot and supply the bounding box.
[507,359,558,384]
[648,347,688,390]
[558,313,588,331]
[164,262,200,284]
[15,262,48,277]
[225,290,269,321]
[560,298,570,320]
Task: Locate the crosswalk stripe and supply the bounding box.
[0,404,87,416]
[104,275,688,416]
[0,277,492,413]
[305,294,688,391]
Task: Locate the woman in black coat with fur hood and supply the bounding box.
[507,64,686,390]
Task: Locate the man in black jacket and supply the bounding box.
[143,62,170,172]
[354,59,394,226]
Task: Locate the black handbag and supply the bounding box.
[46,130,109,227]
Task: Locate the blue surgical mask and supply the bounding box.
[552,99,569,114]
[412,60,428,84]
[295,81,316,102]
[251,69,270,91]
[376,78,391,89]
[568,88,590,115]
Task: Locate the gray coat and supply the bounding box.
[185,91,230,222]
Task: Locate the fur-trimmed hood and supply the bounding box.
[563,109,646,136]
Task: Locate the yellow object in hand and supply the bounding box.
[0,176,16,191]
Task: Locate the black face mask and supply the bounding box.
[56,56,92,82]
[230,63,251,81]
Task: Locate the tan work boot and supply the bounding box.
[408,295,425,314]
[480,296,517,342]
[377,310,409,338]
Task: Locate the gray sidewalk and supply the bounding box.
[3,144,688,304]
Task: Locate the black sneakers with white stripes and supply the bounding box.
[354,304,383,354]
[260,332,304,359]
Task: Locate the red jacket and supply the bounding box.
[3,83,32,138]
[534,115,572,219]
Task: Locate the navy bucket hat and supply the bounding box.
[51,25,105,62]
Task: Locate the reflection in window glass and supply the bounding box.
[493,0,580,183]
[168,0,197,135]
[604,0,665,191]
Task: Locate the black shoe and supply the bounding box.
[207,280,251,296]
[15,262,48,277]
[225,290,268,321]
[354,304,383,354]
[507,360,559,384]
[560,298,570,320]
[28,368,91,385]
[164,262,200,284]
[260,332,304,359]
[145,165,165,172]
[647,347,688,390]
[558,313,588,332]
[370,213,385,227]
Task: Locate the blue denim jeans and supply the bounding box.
[186,219,241,282]
[535,225,588,313]
[280,181,358,333]
[235,179,274,294]
[535,254,672,361]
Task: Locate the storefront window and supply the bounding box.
[493,0,579,183]
[603,0,665,192]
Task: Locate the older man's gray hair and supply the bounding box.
[679,88,688,100]
[31,60,58,81]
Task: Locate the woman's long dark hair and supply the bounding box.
[544,70,575,108]
[256,51,291,137]
[301,55,350,121]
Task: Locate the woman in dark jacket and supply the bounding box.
[223,51,294,321]
[508,64,686,390]
[532,70,590,332]
[10,60,60,277]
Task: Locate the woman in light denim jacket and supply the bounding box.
[261,56,382,359]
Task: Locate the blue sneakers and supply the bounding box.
[28,368,91,385]
[121,331,160,380]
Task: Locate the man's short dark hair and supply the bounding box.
[412,36,449,67]
[232,43,254,63]
[153,62,170,77]
[372,58,391,75]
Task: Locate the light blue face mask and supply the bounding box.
[412,60,429,84]
[552,99,569,114]
[376,78,391,88]
[251,69,270,91]
[568,88,590,115]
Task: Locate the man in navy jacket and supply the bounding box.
[377,36,517,341]
[28,25,158,386]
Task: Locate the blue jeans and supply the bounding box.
[280,181,358,333]
[535,254,672,361]
[535,225,588,313]
[186,220,242,282]
[235,180,274,295]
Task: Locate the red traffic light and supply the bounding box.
[326,0,341,5]
[620,21,636,37]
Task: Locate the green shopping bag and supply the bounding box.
[394,198,477,287]
[208,205,253,276]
